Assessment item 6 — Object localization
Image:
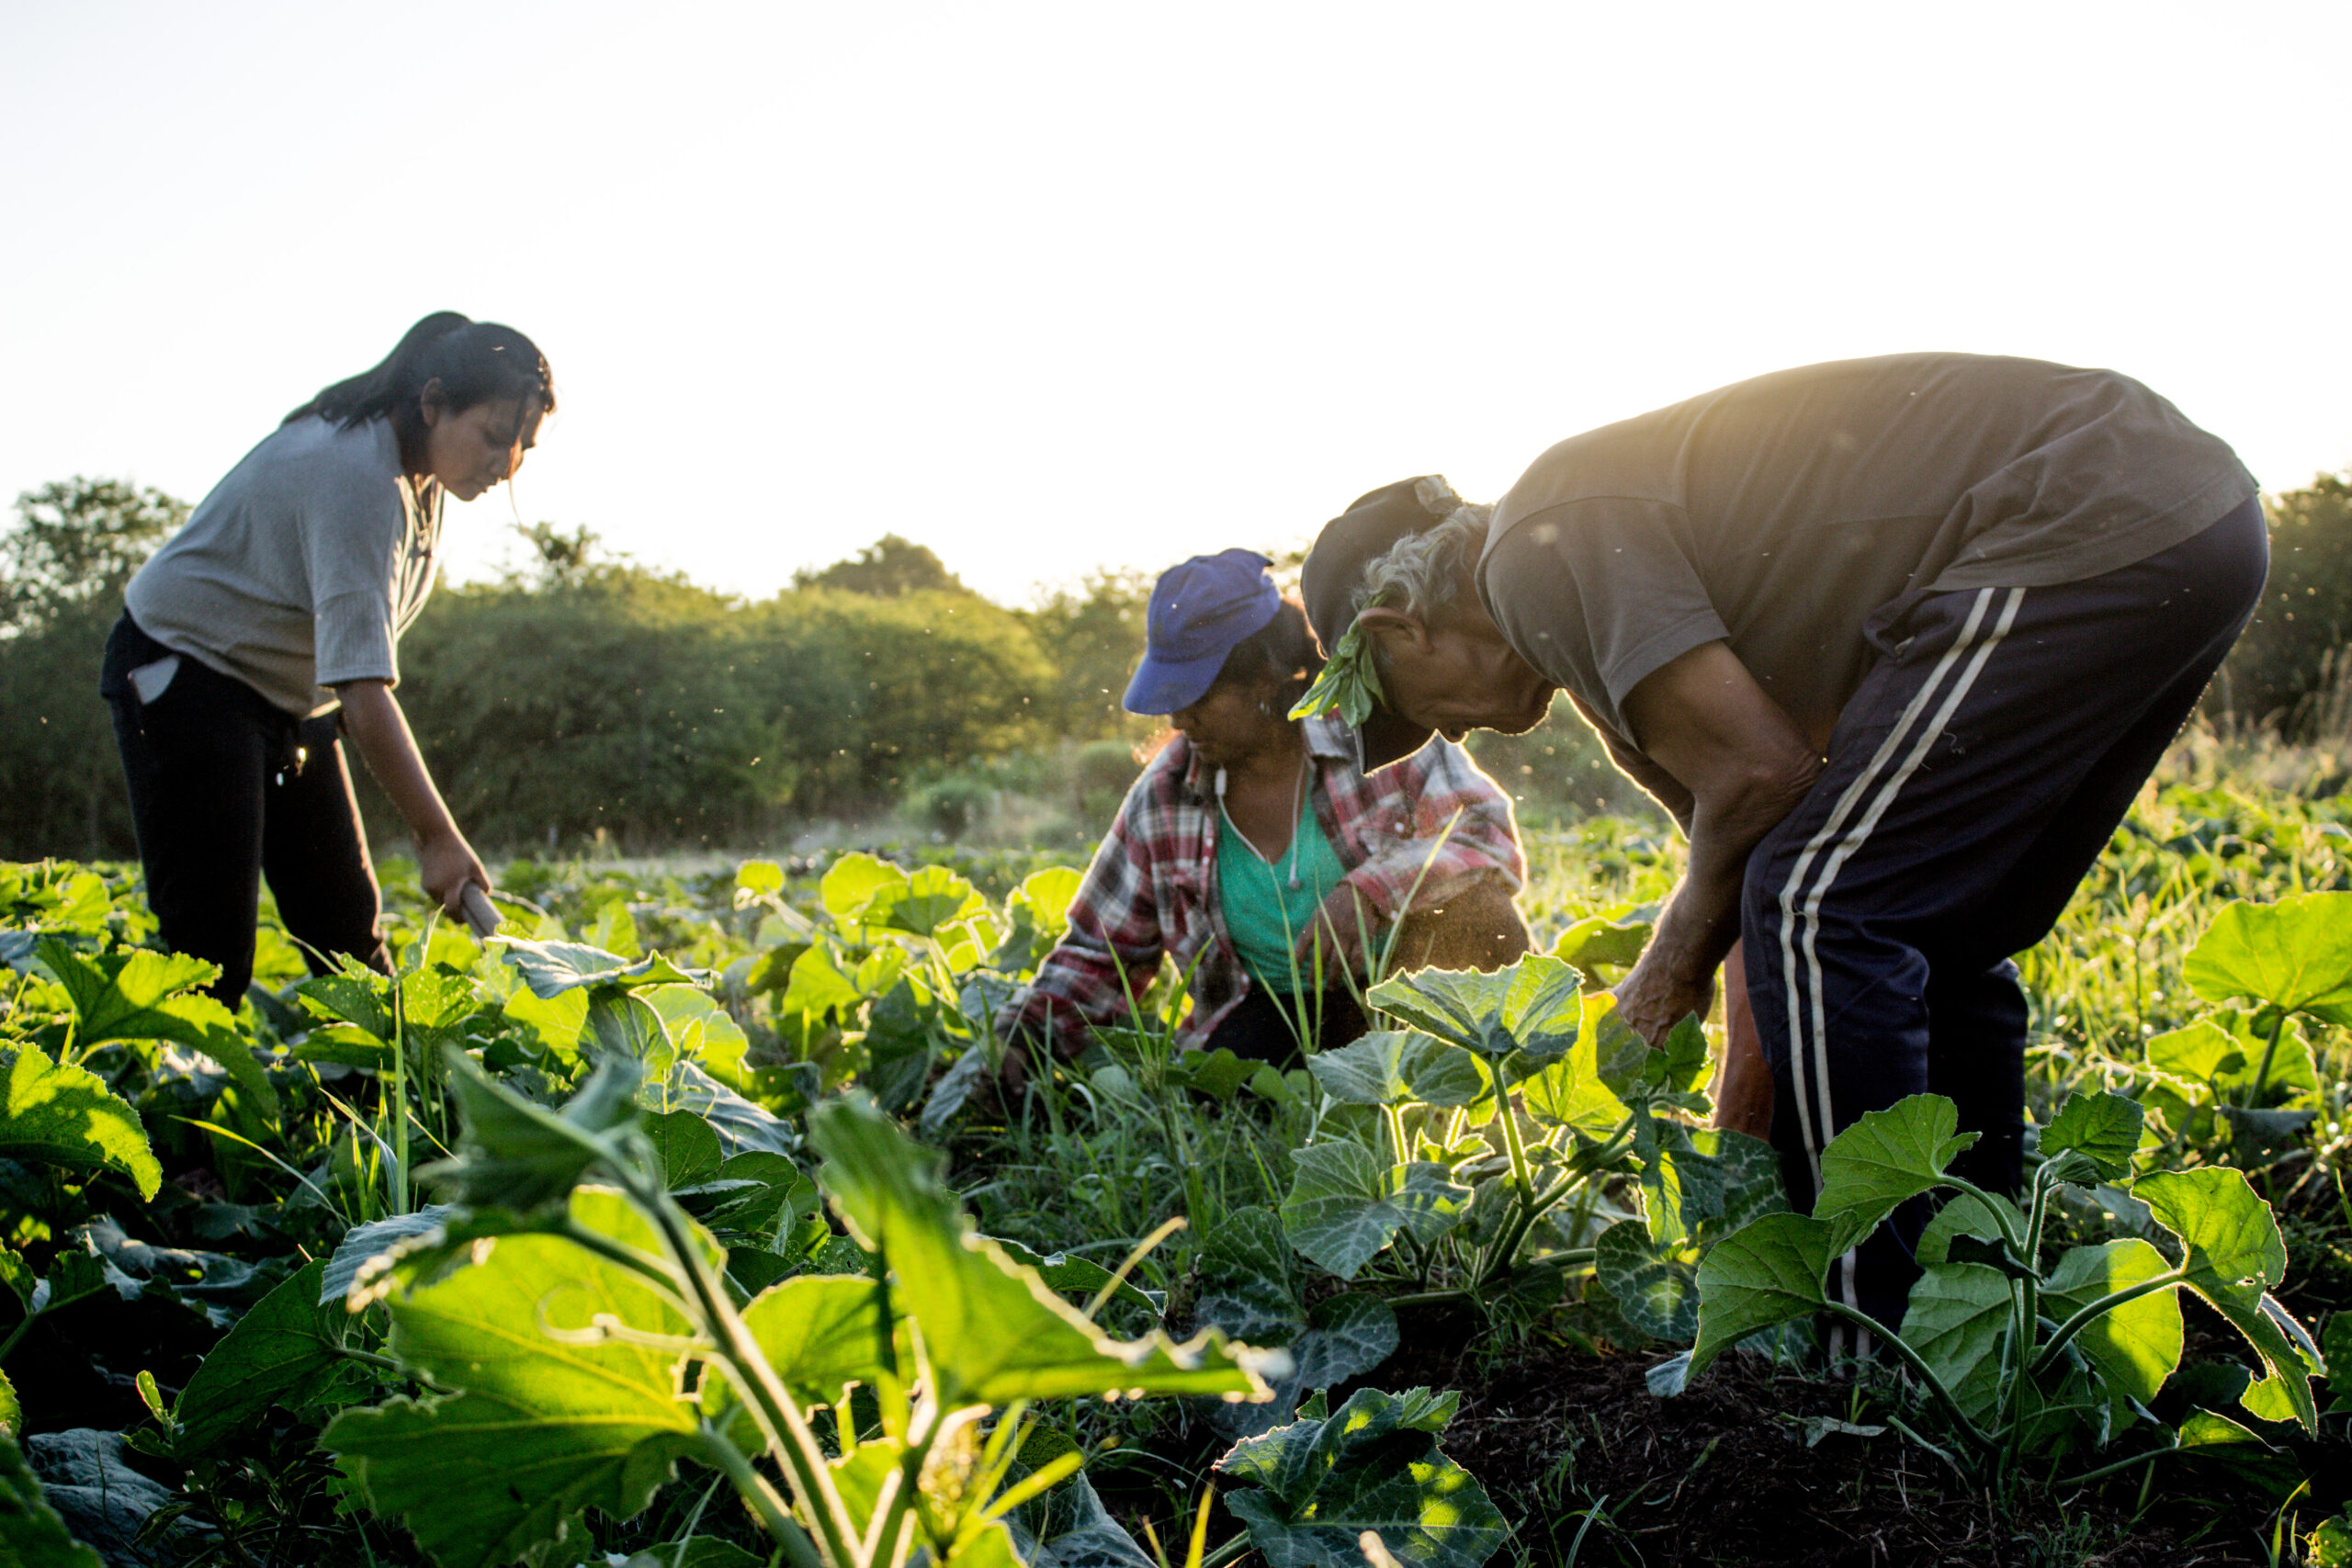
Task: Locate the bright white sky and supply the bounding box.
[5,2,2347,605]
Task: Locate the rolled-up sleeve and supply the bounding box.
[1338,740,1526,920]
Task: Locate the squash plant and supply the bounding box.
[1671,1089,2327,1483]
[2141,890,2350,1168]
[1254,955,1781,1337]
[323,1055,1284,1568]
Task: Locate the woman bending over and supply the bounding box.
[1001,549,1531,1077]
[101,312,552,1004]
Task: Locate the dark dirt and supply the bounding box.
[1371,1336,2305,1568]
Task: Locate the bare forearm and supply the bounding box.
[1646,761,1817,984]
[334,682,458,844]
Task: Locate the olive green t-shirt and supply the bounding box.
[1477,354,2256,746]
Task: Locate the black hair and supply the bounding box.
[283,312,556,456]
[1210,597,1325,711]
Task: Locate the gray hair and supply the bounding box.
[1353,479,1493,623]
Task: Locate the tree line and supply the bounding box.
[4,471,2349,861]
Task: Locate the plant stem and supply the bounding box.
[1940,1175,2025,1252]
[697,1424,825,1568]
[2030,1270,2188,1377]
[625,1160,865,1568]
[1818,1302,1996,1453]
[2052,1437,2189,1492]
[2244,1009,2289,1108]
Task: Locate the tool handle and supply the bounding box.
[459,884,502,940]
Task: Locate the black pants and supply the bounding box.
[1740,499,2267,1332]
[101,615,389,1007]
[1204,985,1369,1066]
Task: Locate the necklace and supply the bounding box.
[1216,752,1311,890]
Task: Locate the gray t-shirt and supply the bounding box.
[1478,353,2256,746]
[125,416,441,716]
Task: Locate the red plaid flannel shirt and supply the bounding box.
[1001,715,1526,1053]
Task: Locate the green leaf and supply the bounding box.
[1363,956,1583,1072]
[1634,1114,1724,1248]
[723,1274,892,1407]
[1703,1127,1791,1235]
[819,852,906,929]
[322,1188,707,1568]
[734,859,786,899]
[1594,1219,1701,1342]
[322,1207,458,1307]
[988,1236,1159,1315]
[0,1043,160,1199]
[862,866,985,940]
[1519,998,1633,1141]
[1688,1212,1834,1380]
[1214,1386,1504,1568]
[419,1052,641,1215]
[2309,1511,2352,1568]
[1811,1094,1978,1257]
[1551,911,1653,973]
[1899,1261,2012,1423]
[1007,866,1082,941]
[1286,621,1386,728]
[1306,1031,1489,1110]
[493,938,705,1001]
[2146,1010,2320,1108]
[1193,1210,1398,1436]
[38,939,276,1113]
[175,1260,348,1452]
[640,1110,724,1190]
[2134,1166,2317,1431]
[1280,1141,1471,1280]
[1916,1190,2026,1266]
[808,1097,1279,1407]
[2041,1239,2183,1404]
[2182,891,2352,1025]
[0,1428,104,1568]
[1167,1047,1260,1102]
[2041,1092,2144,1182]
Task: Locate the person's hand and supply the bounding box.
[1611,948,1714,1048]
[419,829,492,919]
[1291,884,1378,984]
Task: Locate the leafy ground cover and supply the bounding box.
[2,763,2349,1567]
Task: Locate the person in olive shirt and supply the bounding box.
[1294,355,2264,1342]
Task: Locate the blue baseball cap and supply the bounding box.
[1122,549,1283,715]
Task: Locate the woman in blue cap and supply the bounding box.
[998,549,1530,1076]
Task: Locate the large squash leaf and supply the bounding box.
[2041,1238,2183,1404]
[1364,957,1583,1077]
[2182,892,2352,1026]
[322,1188,707,1568]
[0,1043,159,1200]
[35,940,275,1113]
[1811,1095,1978,1257]
[1280,1142,1471,1280]
[808,1098,1281,1407]
[1687,1212,1834,1379]
[1900,1261,2012,1423]
[0,1428,104,1568]
[1215,1386,1504,1568]
[2135,1167,2319,1430]
[176,1260,351,1452]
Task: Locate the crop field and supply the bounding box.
[3,746,2349,1568]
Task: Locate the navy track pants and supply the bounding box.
[1738,498,2267,1332]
